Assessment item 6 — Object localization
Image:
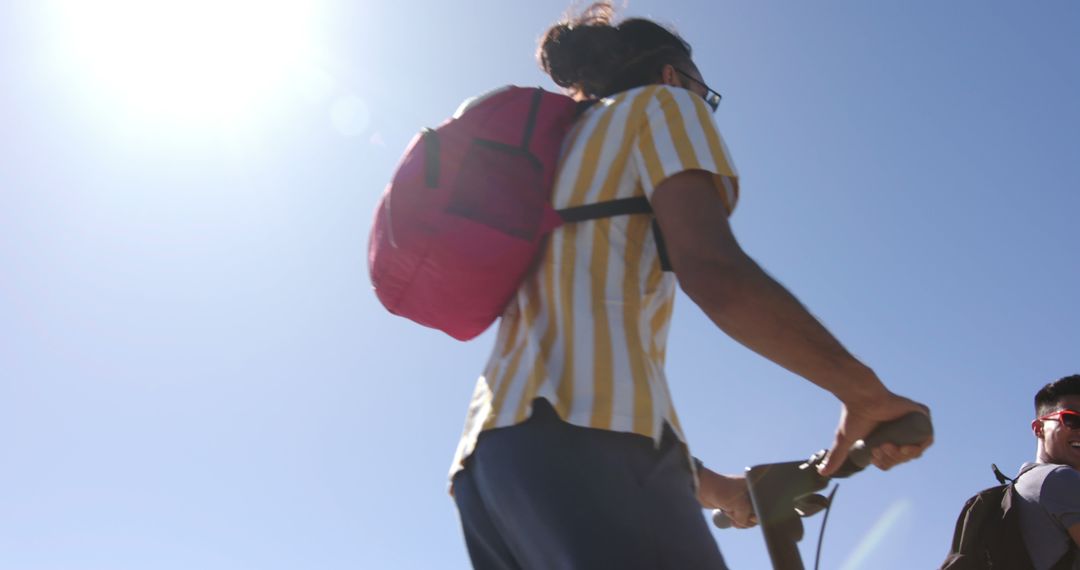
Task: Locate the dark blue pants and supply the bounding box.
[453,399,728,570]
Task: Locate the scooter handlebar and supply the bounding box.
[710,411,932,528]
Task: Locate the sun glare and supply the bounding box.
[48,0,318,129]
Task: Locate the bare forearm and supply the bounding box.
[679,254,886,404]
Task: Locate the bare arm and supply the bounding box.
[1069,523,1080,546]
[651,170,931,473]
[651,170,880,400]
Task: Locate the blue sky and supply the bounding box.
[1,1,1077,568]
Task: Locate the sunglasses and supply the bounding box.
[674,69,722,113]
[1036,410,1080,430]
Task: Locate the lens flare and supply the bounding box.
[839,498,912,570]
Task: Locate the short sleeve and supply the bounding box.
[631,86,740,214]
[1039,465,1080,529]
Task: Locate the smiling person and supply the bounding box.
[1017,375,1080,569]
[449,3,930,569]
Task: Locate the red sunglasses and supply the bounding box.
[1036,410,1080,430]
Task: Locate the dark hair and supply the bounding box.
[537,2,693,100]
[1035,374,1080,416]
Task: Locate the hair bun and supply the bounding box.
[537,2,689,99]
[539,23,578,88]
[539,22,625,92]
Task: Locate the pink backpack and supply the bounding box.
[368,86,663,341]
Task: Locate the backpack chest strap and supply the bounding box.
[556,197,673,272]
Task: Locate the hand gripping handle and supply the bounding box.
[830,411,933,478]
[711,412,932,528]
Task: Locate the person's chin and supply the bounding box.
[1058,448,1080,470]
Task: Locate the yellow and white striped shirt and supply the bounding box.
[450,84,739,479]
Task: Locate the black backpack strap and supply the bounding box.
[421,128,440,187]
[992,463,1014,485]
[651,218,672,272]
[556,197,673,272]
[556,196,652,222]
[520,88,544,151]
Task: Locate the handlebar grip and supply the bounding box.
[836,411,933,476]
[712,509,733,529]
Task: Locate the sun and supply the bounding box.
[47,0,318,128]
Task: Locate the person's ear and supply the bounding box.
[660,64,680,87]
[1032,419,1044,438]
